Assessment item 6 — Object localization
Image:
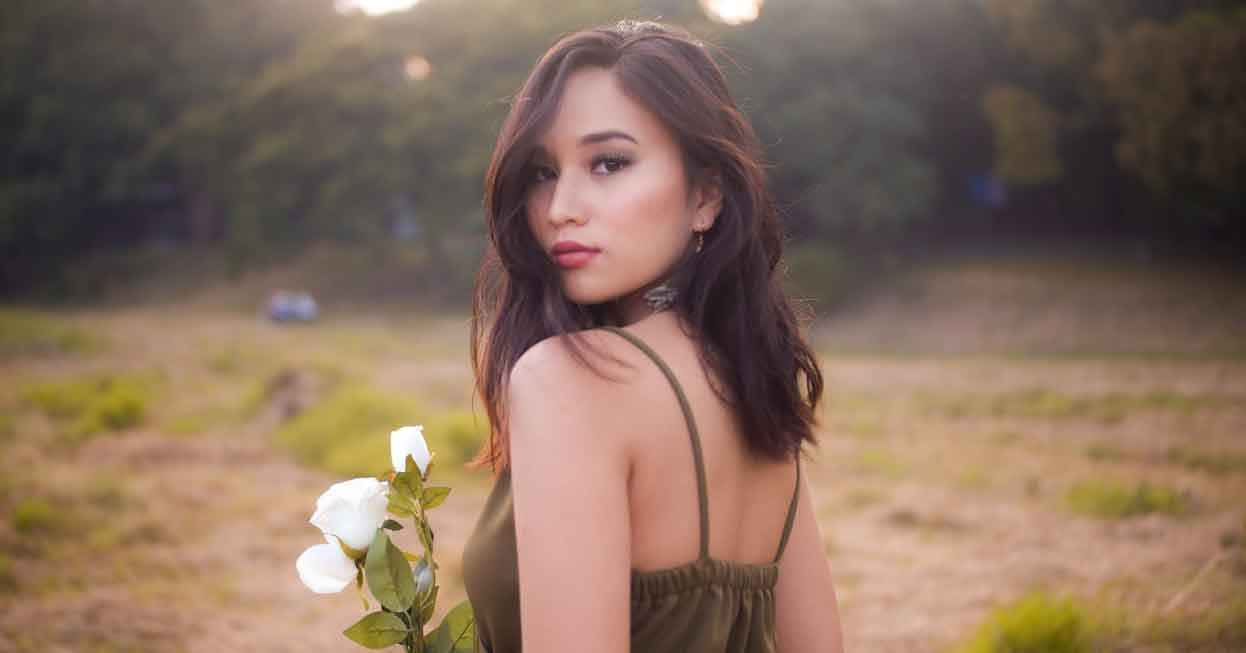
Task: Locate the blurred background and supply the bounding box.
[1,0,1244,651]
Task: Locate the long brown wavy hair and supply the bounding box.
[468,20,823,474]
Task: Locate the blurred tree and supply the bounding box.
[719,0,938,239]
[981,0,1245,231]
[1096,8,1246,223]
[981,85,1063,187]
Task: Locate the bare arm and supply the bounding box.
[508,336,632,653]
[775,463,845,652]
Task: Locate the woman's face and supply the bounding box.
[524,66,721,325]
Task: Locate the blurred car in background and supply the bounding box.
[268,290,319,323]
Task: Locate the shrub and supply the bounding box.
[1140,596,1246,649]
[953,592,1092,653]
[1166,446,1246,475]
[22,373,150,444]
[424,410,489,469]
[1065,479,1187,518]
[277,383,421,475]
[12,498,59,534]
[0,309,101,359]
[855,448,907,478]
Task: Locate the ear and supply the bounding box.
[691,171,724,231]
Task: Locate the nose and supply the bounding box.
[545,170,585,228]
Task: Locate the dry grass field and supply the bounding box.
[1,255,1244,652]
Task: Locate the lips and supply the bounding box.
[551,240,599,269]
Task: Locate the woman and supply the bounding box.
[461,20,844,653]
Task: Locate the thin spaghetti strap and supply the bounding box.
[599,326,710,561]
[773,457,801,563]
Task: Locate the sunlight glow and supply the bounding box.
[701,0,763,25]
[335,0,419,16]
[404,55,432,80]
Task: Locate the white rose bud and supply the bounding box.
[414,558,433,596]
[296,535,357,594]
[391,425,431,476]
[308,477,389,552]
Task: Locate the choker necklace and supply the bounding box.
[642,282,678,312]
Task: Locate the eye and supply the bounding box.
[591,153,631,176]
[530,164,556,184]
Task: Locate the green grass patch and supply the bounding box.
[1130,598,1246,650]
[21,373,150,444]
[424,410,488,469]
[0,552,16,594]
[841,487,889,510]
[11,497,61,534]
[922,387,1223,424]
[236,361,345,421]
[991,430,1022,446]
[956,466,992,490]
[950,591,1093,653]
[277,383,422,476]
[1084,443,1127,463]
[854,448,907,478]
[163,404,236,436]
[1165,445,1246,476]
[1065,479,1188,519]
[0,309,102,359]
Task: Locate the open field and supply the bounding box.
[1,256,1245,652]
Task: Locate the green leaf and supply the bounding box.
[388,493,417,518]
[337,536,367,561]
[382,519,404,531]
[427,600,475,653]
[393,457,423,500]
[365,530,419,612]
[420,585,439,625]
[415,517,434,554]
[355,566,369,611]
[420,486,451,510]
[343,611,410,649]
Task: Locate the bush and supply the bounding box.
[1065,479,1187,519]
[12,498,59,534]
[424,410,489,469]
[277,383,421,475]
[22,373,150,444]
[0,309,101,359]
[1166,446,1246,475]
[953,592,1092,653]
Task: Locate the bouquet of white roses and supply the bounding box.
[296,426,473,652]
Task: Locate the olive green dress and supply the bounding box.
[460,326,801,652]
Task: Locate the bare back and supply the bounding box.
[599,312,800,573]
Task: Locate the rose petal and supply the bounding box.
[309,477,389,551]
[391,425,430,475]
[296,538,357,594]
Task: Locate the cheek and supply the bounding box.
[524,187,550,229]
[614,165,690,235]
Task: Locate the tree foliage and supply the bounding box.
[2,0,1241,296]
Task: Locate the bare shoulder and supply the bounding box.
[510,327,646,394]
[506,327,653,457]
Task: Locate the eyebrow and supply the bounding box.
[578,130,638,146]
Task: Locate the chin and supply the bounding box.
[561,281,629,308]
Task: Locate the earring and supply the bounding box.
[695,230,704,253]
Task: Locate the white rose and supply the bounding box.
[308,477,389,552]
[296,535,357,594]
[391,425,430,476]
